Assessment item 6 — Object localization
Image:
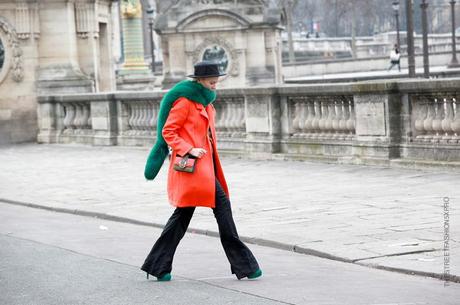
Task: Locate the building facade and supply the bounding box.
[0,0,117,145]
[155,0,283,88]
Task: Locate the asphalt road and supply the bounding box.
[0,202,459,305]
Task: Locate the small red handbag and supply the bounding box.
[173,154,197,173]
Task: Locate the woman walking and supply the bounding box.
[388,44,401,72]
[141,61,262,281]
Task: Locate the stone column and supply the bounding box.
[117,0,153,90]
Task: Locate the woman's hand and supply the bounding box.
[188,148,207,158]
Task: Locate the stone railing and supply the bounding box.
[38,79,460,166]
[288,96,355,140]
[411,95,460,144]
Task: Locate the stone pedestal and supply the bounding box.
[351,82,402,162]
[91,98,118,146]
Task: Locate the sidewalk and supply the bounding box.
[0,144,458,281]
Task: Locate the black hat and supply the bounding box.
[187,61,226,78]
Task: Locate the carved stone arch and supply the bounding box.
[0,17,24,84]
[177,9,251,31]
[191,36,239,80]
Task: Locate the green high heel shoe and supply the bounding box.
[146,272,172,281]
[156,273,172,281]
[247,269,262,279]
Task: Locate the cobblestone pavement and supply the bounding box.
[0,144,458,280]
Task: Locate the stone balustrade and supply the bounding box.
[288,96,355,140]
[411,95,460,144]
[37,79,460,166]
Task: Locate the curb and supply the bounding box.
[1,197,458,284]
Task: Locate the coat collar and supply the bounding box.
[195,102,209,120]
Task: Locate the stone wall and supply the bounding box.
[37,79,460,168]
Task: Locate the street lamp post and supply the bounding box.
[420,0,430,78]
[448,0,460,68]
[146,5,155,73]
[406,0,416,77]
[392,1,401,50]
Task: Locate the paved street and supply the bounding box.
[0,143,459,282]
[1,203,459,305]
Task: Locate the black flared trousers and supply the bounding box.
[141,178,260,279]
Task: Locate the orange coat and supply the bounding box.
[162,97,229,208]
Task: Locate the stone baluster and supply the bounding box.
[82,103,91,129]
[140,102,148,133]
[128,103,136,134]
[137,102,144,132]
[345,100,355,140]
[127,103,135,135]
[142,101,150,132]
[441,98,454,143]
[333,100,343,140]
[317,99,328,139]
[238,99,246,136]
[422,99,435,142]
[137,103,144,133]
[431,98,443,143]
[341,100,350,140]
[331,100,341,139]
[338,100,347,140]
[413,97,428,141]
[149,101,158,135]
[77,103,89,132]
[143,102,151,133]
[325,101,334,139]
[75,103,84,131]
[63,104,76,132]
[132,103,140,134]
[310,100,321,139]
[303,100,315,138]
[298,100,307,137]
[134,103,142,134]
[291,100,301,137]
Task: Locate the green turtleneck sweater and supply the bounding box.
[144,80,216,180]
